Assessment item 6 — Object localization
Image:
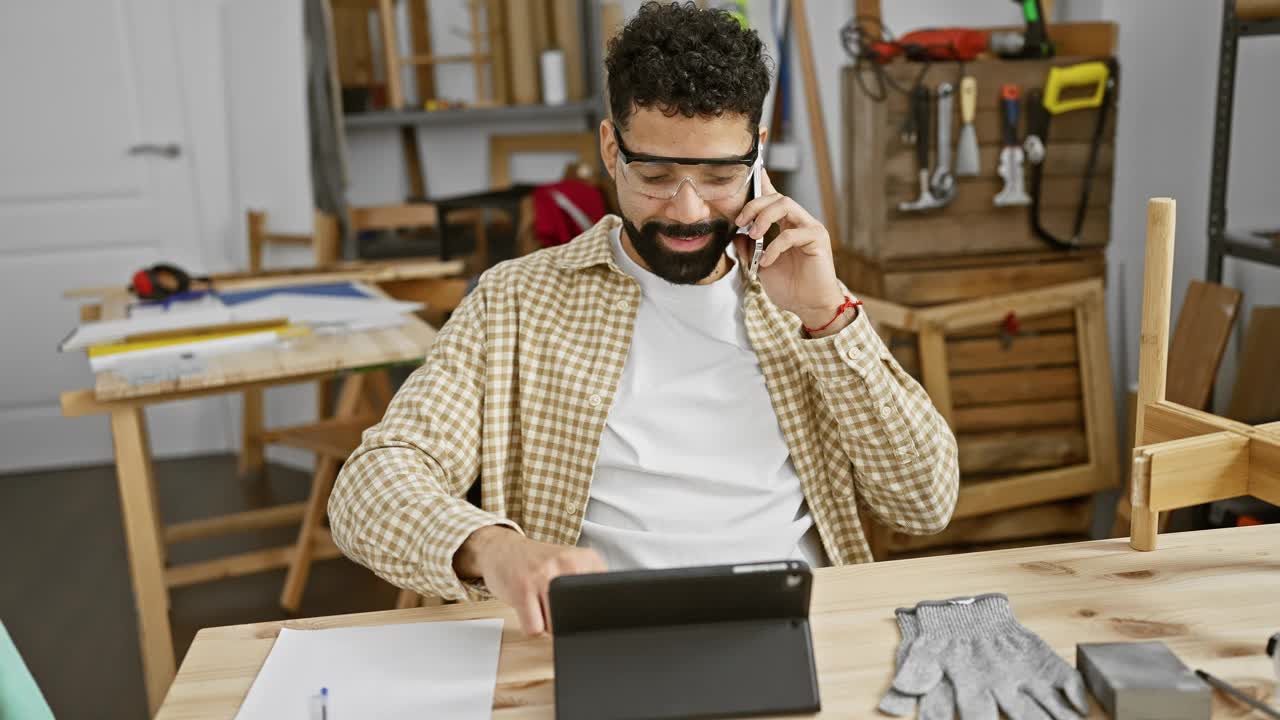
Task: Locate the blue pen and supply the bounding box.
[310,687,329,720]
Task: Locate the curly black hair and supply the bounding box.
[606,1,772,131]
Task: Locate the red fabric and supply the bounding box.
[532,179,607,248]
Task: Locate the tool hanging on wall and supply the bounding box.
[1024,59,1117,250]
[991,0,1055,59]
[898,85,946,212]
[954,76,980,176]
[930,83,957,203]
[994,84,1031,207]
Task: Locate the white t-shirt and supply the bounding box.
[576,226,827,571]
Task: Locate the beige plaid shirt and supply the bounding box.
[330,215,958,601]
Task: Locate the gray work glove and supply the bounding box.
[879,607,955,719]
[891,594,1090,720]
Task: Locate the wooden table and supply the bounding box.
[157,525,1280,719]
[60,265,460,715]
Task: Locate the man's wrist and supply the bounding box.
[798,295,858,338]
[454,524,517,579]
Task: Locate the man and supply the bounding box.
[329,1,958,637]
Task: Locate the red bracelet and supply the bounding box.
[803,296,862,335]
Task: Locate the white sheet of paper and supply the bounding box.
[234,618,504,720]
[228,293,423,327]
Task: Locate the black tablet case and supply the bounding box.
[549,560,821,720]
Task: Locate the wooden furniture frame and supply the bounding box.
[488,131,600,189]
[859,276,1119,532]
[1123,198,1280,550]
[60,269,454,714]
[156,524,1280,719]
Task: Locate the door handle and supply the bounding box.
[128,143,181,159]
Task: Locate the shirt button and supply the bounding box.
[589,394,602,407]
[880,404,893,419]
[616,299,631,311]
[847,347,861,361]
[568,502,580,515]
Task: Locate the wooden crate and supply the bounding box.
[842,55,1118,262]
[857,276,1119,558]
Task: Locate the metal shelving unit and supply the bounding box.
[1205,0,1280,282]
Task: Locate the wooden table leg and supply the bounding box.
[110,407,175,715]
[239,387,265,476]
[280,375,367,612]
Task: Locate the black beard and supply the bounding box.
[621,215,735,285]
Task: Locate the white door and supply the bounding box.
[0,0,232,472]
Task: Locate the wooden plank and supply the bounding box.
[953,399,1083,433]
[894,332,1079,376]
[487,0,509,104]
[349,203,439,231]
[844,66,887,258]
[332,5,376,87]
[503,0,541,104]
[111,407,175,714]
[918,325,954,427]
[951,366,1081,406]
[880,255,1104,306]
[1142,400,1252,445]
[1249,431,1280,505]
[948,333,1077,372]
[164,503,307,545]
[1237,0,1280,20]
[1137,432,1251,513]
[917,278,1099,331]
[1134,198,1176,446]
[407,0,435,102]
[376,0,404,109]
[792,0,843,247]
[880,211,1110,261]
[1166,281,1242,410]
[165,532,342,589]
[239,387,264,476]
[550,0,584,101]
[1228,307,1280,423]
[887,498,1092,552]
[1077,287,1119,493]
[958,428,1088,474]
[952,463,1106,518]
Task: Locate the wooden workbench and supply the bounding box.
[59,265,459,714]
[157,525,1280,719]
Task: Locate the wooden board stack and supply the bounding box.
[839,32,1122,557]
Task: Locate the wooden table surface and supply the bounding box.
[157,525,1280,719]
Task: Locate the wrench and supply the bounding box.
[930,83,956,203]
[898,86,945,213]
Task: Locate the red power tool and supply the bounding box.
[864,28,988,63]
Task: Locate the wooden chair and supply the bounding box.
[488,132,609,258]
[1110,278,1242,536]
[1123,198,1280,550]
[347,203,472,327]
[240,210,342,476]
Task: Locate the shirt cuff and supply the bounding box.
[426,501,524,602]
[799,301,884,382]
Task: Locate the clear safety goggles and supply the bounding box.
[613,125,761,202]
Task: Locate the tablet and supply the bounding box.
[549,560,821,720]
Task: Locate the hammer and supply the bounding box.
[898,85,947,213]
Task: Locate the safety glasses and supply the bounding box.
[613,125,761,202]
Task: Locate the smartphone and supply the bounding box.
[738,141,767,280]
